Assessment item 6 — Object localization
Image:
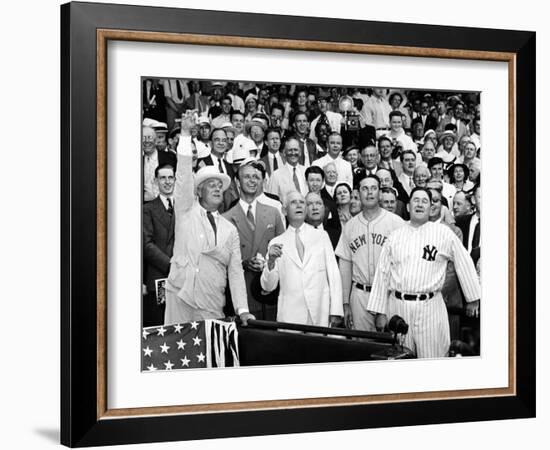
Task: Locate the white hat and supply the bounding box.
[194,166,231,192]
[142,118,159,127]
[151,121,168,133]
[231,145,250,165]
[197,116,211,126]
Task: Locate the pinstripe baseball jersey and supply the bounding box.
[368,221,481,315]
[335,208,405,286]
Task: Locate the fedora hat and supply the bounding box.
[194,165,231,192]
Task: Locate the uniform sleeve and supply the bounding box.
[334,224,352,261]
[449,229,481,302]
[227,228,249,314]
[367,240,392,315]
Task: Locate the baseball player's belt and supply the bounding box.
[353,282,371,292]
[394,291,435,301]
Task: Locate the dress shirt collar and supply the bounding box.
[159,194,174,210]
[239,198,258,217]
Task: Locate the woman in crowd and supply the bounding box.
[448,163,474,192]
[333,182,353,226]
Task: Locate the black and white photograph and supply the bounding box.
[141,79,482,371]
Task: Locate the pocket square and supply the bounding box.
[267,224,274,229]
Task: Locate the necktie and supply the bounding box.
[293,167,301,191]
[246,204,255,230]
[409,176,414,190]
[217,157,224,174]
[206,211,217,245]
[472,221,480,250]
[167,197,174,215]
[295,228,304,262]
[273,154,278,172]
[175,80,183,99]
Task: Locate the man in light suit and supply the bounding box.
[164,111,255,325]
[260,191,343,327]
[223,158,285,320]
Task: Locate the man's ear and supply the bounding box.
[406,203,410,214]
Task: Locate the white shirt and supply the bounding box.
[364,96,392,129]
[162,79,189,103]
[266,152,284,175]
[467,213,480,253]
[398,172,415,196]
[228,93,245,113]
[383,129,418,153]
[312,154,354,188]
[159,194,174,211]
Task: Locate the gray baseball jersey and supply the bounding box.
[336,208,405,286]
[335,208,405,331]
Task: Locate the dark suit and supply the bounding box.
[260,152,284,178]
[319,188,342,244]
[198,154,239,213]
[455,214,481,266]
[143,196,175,326]
[142,79,167,123]
[294,135,323,166]
[342,124,376,150]
[412,115,438,134]
[223,201,285,319]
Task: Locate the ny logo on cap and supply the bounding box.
[422,245,438,262]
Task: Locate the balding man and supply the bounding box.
[261,191,343,327]
[164,112,255,325]
[266,137,308,202]
[143,125,177,202]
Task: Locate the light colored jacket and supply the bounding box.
[261,223,343,326]
[167,146,248,315]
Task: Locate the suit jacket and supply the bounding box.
[223,201,285,315]
[143,196,175,292]
[261,224,343,326]
[455,213,480,266]
[412,115,438,134]
[319,188,342,237]
[198,154,239,213]
[260,152,284,178]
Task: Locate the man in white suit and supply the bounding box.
[164,111,255,326]
[260,191,343,327]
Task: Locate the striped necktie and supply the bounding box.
[292,167,300,191]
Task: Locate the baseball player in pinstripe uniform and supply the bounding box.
[367,187,480,358]
[336,175,405,331]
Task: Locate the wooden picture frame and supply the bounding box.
[61,1,535,446]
